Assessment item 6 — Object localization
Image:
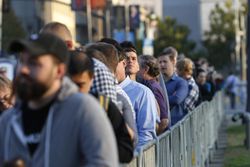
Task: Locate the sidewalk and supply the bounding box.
[209,96,244,167]
[209,119,227,167]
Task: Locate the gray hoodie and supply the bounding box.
[0,77,119,167]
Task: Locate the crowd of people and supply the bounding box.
[0,22,224,167]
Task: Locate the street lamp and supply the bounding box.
[246,0,250,113]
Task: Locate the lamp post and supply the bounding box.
[105,0,112,38]
[125,0,130,40]
[246,0,250,113]
[86,0,93,42]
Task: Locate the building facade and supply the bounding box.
[163,0,227,44]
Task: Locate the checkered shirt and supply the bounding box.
[90,58,117,103]
[184,77,199,111]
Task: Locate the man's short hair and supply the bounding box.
[158,46,178,62]
[40,22,72,41]
[120,41,137,54]
[99,38,126,62]
[139,55,160,77]
[86,43,118,73]
[68,50,94,77]
[195,68,206,78]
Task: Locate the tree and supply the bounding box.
[2,9,26,52]
[154,17,196,56]
[203,1,236,69]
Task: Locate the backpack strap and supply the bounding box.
[98,95,110,113]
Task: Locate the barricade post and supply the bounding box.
[124,92,224,167]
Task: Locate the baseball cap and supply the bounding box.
[9,33,69,63]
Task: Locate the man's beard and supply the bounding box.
[13,74,51,102]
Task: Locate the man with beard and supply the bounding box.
[0,33,118,167]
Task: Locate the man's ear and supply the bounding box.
[145,66,149,73]
[56,63,66,79]
[123,60,127,67]
[65,40,74,50]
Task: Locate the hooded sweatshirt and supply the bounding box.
[0,77,118,167]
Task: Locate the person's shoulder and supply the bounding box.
[176,75,186,82]
[131,80,152,92]
[0,108,17,127]
[64,92,100,110]
[175,76,188,86]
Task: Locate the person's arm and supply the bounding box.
[157,118,169,135]
[79,96,118,167]
[154,88,169,134]
[168,80,188,106]
[117,93,137,145]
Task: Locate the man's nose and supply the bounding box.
[19,65,30,75]
[127,58,132,63]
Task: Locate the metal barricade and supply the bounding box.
[158,131,171,167]
[170,123,181,167]
[124,92,224,167]
[139,140,157,167]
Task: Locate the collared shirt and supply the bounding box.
[139,79,168,120]
[116,85,135,120]
[119,77,158,150]
[116,84,138,145]
[90,58,117,103]
[184,77,199,112]
[165,73,188,125]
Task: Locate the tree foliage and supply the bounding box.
[203,1,236,69]
[154,17,196,56]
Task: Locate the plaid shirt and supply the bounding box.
[90,58,117,103]
[184,77,199,112]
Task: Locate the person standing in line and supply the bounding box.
[115,47,158,151]
[120,41,139,81]
[40,22,117,103]
[158,47,188,125]
[68,49,134,163]
[0,33,118,167]
[137,55,169,134]
[176,58,199,112]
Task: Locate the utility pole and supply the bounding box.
[86,0,92,42]
[234,0,241,73]
[246,0,250,113]
[124,0,130,40]
[105,0,112,38]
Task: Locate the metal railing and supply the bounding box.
[124,92,224,167]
